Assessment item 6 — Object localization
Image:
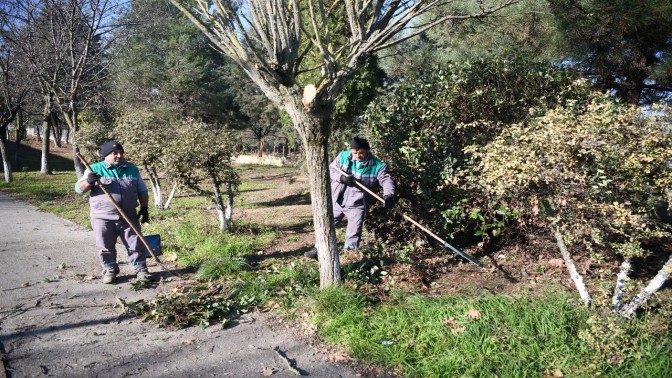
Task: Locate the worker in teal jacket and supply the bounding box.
[75,141,151,284]
[305,137,395,258]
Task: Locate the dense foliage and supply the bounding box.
[361,54,587,245]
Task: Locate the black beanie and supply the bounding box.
[101,140,124,157]
[349,137,370,150]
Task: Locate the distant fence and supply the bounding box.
[233,154,299,167]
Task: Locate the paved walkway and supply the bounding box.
[0,191,357,377]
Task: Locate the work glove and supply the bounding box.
[383,195,395,210]
[137,206,150,224]
[86,172,101,185]
[340,174,355,186]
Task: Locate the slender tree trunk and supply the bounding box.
[40,96,52,175]
[164,182,178,209]
[258,138,263,157]
[14,110,25,168]
[0,133,12,183]
[225,182,233,228]
[551,222,591,305]
[619,254,672,318]
[145,165,163,209]
[612,257,632,312]
[67,104,84,177]
[212,180,228,232]
[51,119,62,148]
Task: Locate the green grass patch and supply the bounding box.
[312,287,671,377]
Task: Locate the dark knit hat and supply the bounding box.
[101,140,124,157]
[349,137,370,150]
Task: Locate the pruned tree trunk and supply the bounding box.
[619,254,672,318]
[551,222,591,305]
[164,182,178,209]
[287,103,342,287]
[612,257,632,311]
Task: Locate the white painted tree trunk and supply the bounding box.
[213,181,229,232]
[0,139,12,183]
[619,254,672,318]
[612,258,632,311]
[164,183,178,209]
[551,223,592,305]
[147,172,163,209]
[225,182,233,228]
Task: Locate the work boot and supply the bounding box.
[303,247,318,260]
[135,269,152,282]
[102,269,117,284]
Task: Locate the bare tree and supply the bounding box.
[3,0,125,176]
[171,0,517,287]
[0,7,32,182]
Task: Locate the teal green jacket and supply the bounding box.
[330,150,395,208]
[75,160,148,220]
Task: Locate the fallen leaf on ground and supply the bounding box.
[443,317,458,327]
[261,367,278,376]
[548,259,564,268]
[181,339,194,345]
[328,351,349,363]
[466,309,481,319]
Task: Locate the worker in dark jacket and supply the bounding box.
[305,137,395,258]
[75,141,151,284]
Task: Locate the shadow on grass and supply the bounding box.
[255,192,311,207]
[6,140,75,173]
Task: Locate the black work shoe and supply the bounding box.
[303,248,317,259]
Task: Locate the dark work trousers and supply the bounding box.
[92,217,147,273]
[333,201,366,249]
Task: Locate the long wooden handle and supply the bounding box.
[77,153,178,275]
[331,164,482,267]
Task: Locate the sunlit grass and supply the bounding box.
[312,287,671,377]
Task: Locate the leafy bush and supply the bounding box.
[469,97,672,257]
[362,54,588,245]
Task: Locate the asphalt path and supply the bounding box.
[0,191,358,378]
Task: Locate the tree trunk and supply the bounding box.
[65,103,84,177]
[224,182,234,228]
[551,222,591,305]
[145,165,163,209]
[212,180,228,232]
[258,138,263,157]
[0,135,12,183]
[51,120,62,148]
[164,182,178,209]
[619,254,672,318]
[40,96,52,175]
[285,102,341,288]
[612,257,632,312]
[13,110,25,168]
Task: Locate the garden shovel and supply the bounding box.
[332,165,483,268]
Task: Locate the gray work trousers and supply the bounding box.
[92,217,147,273]
[333,201,366,249]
